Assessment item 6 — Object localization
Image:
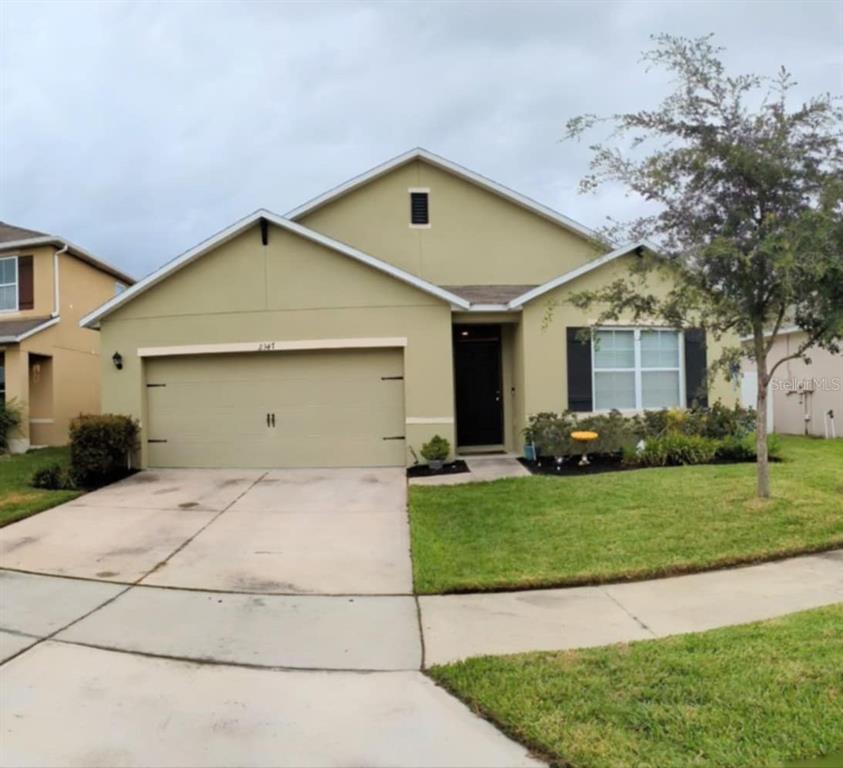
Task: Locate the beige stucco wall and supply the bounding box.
[744,332,843,437]
[516,255,739,441]
[2,247,121,448]
[298,160,603,286]
[99,223,456,467]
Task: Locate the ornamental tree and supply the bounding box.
[562,34,843,498]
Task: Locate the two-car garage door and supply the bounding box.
[145,348,405,468]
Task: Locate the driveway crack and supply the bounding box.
[599,586,657,637]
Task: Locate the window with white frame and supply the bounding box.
[0,257,17,312]
[593,328,683,410]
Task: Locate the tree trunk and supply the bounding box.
[753,329,771,499]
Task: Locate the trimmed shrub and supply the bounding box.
[627,434,718,467]
[69,414,139,488]
[420,435,450,463]
[0,398,22,453]
[525,410,639,457]
[31,462,74,490]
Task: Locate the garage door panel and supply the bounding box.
[145,349,405,468]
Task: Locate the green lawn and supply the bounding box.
[410,436,843,593]
[429,605,843,768]
[0,447,81,527]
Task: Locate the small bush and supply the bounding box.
[420,435,450,463]
[628,434,718,467]
[31,462,74,490]
[716,432,782,462]
[525,410,639,457]
[0,398,23,453]
[69,414,139,488]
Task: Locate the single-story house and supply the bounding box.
[742,327,842,438]
[81,148,736,469]
[0,222,135,452]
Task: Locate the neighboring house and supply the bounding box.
[81,148,736,469]
[742,327,843,438]
[0,222,135,452]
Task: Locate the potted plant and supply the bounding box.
[522,424,537,461]
[420,435,450,472]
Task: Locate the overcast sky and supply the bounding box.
[1,1,841,280]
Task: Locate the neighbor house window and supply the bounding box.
[409,189,430,226]
[0,257,17,312]
[593,328,683,410]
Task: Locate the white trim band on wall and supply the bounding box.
[137,337,409,358]
[405,417,454,425]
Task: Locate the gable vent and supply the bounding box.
[410,192,429,225]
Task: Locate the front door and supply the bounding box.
[453,325,503,447]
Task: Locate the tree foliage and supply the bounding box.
[562,34,843,497]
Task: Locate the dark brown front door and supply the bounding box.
[453,325,503,446]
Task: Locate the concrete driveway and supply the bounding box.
[0,468,412,593]
[0,468,541,767]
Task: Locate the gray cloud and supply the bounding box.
[1,0,841,279]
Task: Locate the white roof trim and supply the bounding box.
[285,147,604,244]
[0,236,135,285]
[0,316,60,343]
[506,241,652,309]
[80,210,470,328]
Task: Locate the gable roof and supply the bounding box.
[80,210,471,328]
[0,222,135,285]
[285,147,604,244]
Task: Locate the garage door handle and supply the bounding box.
[266,413,270,428]
[271,413,276,428]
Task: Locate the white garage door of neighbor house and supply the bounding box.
[145,348,406,468]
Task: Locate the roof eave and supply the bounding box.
[0,316,60,343]
[507,241,655,309]
[0,236,135,286]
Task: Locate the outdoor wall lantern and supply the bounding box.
[112,352,124,370]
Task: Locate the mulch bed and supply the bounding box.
[407,460,470,478]
[519,454,634,476]
[519,454,765,477]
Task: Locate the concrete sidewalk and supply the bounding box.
[0,642,542,768]
[410,455,530,486]
[420,549,843,664]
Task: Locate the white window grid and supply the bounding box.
[590,327,686,412]
[0,256,18,313]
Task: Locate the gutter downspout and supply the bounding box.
[52,242,68,317]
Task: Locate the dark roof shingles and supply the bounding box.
[442,284,538,305]
[0,316,53,341]
[0,222,48,244]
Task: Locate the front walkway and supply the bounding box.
[0,467,841,767]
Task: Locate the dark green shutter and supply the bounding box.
[566,327,592,412]
[684,328,708,407]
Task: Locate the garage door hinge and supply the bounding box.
[382,435,405,441]
[381,375,403,381]
[146,383,167,388]
[147,439,168,443]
